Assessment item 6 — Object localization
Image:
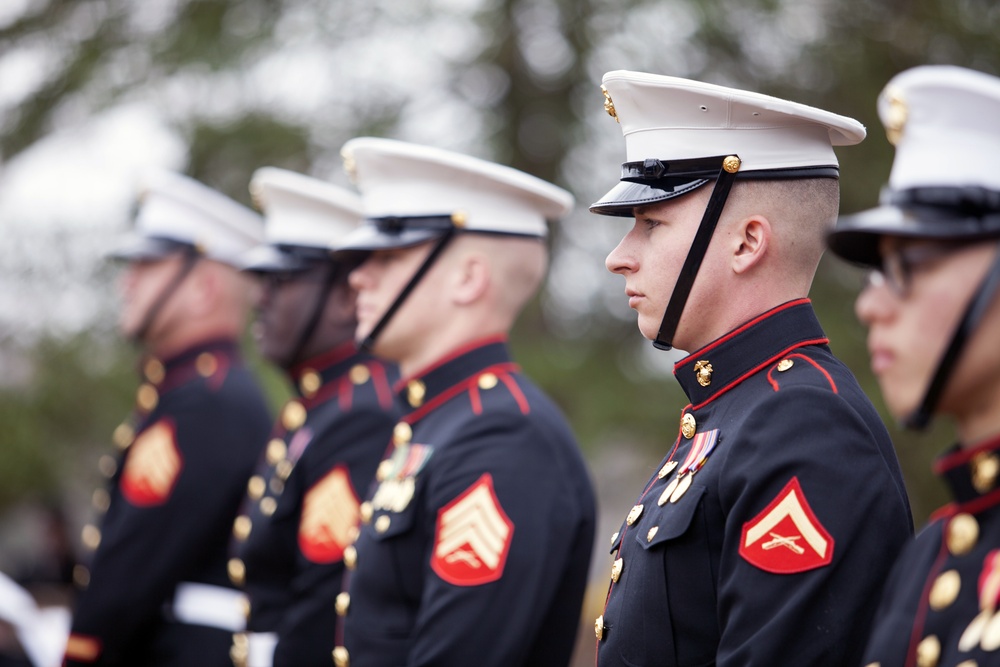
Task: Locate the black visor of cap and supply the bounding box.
[828,186,1000,268]
[242,244,331,274]
[107,236,196,262]
[334,214,457,253]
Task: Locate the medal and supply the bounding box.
[670,472,694,503]
[960,610,991,652]
[981,610,1000,651]
[659,477,680,506]
[658,460,678,479]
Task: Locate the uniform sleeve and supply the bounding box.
[404,415,588,667]
[68,390,268,665]
[272,404,394,667]
[715,386,911,667]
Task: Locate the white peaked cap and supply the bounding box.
[336,137,574,250]
[600,70,866,171]
[880,65,1000,192]
[250,167,363,248]
[113,170,264,267]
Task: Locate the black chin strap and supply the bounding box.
[653,156,741,350]
[360,229,457,352]
[282,263,340,370]
[904,240,1000,429]
[131,249,202,345]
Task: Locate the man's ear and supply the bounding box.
[452,253,491,305]
[732,215,771,274]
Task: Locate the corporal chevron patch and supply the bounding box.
[739,476,834,574]
[431,473,514,586]
[120,419,182,507]
[299,465,360,563]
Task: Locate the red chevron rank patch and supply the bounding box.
[120,419,182,507]
[431,473,514,586]
[739,476,833,574]
[299,466,360,564]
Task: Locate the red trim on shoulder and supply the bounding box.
[498,373,530,415]
[338,375,353,411]
[690,338,829,411]
[369,362,395,409]
[404,361,521,424]
[469,384,483,415]
[394,334,508,393]
[675,299,811,373]
[764,352,838,394]
[933,432,1000,474]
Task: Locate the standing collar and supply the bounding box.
[395,335,515,417]
[289,341,360,397]
[140,337,241,389]
[933,433,1000,508]
[673,299,828,408]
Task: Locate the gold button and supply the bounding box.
[376,459,394,482]
[611,558,623,583]
[144,358,165,384]
[407,380,426,407]
[955,661,977,667]
[594,615,605,641]
[81,524,101,550]
[233,515,252,541]
[777,358,794,372]
[136,383,158,412]
[112,423,135,449]
[928,569,961,610]
[478,373,499,390]
[948,513,979,556]
[73,564,90,588]
[723,155,742,173]
[349,364,370,385]
[693,360,713,387]
[196,352,217,377]
[915,635,940,667]
[393,422,412,446]
[681,413,696,439]
[228,558,246,585]
[299,370,321,397]
[647,526,659,542]
[335,592,350,616]
[276,460,294,480]
[626,504,643,526]
[610,531,619,548]
[98,454,117,478]
[375,515,391,533]
[333,646,350,667]
[247,475,266,500]
[658,460,677,479]
[260,497,277,516]
[91,488,110,512]
[344,545,358,570]
[971,452,1000,494]
[266,438,287,465]
[360,501,373,524]
[281,401,306,430]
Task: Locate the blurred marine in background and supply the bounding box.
[229,167,399,667]
[827,65,1000,667]
[332,138,597,667]
[64,172,272,666]
[590,71,913,666]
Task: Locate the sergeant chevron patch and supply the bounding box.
[739,476,833,574]
[120,419,182,507]
[299,466,360,563]
[431,473,514,586]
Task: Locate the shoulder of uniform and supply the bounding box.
[762,351,844,394]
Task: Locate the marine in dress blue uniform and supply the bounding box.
[65,172,272,666]
[591,71,913,666]
[827,66,1000,667]
[228,168,400,667]
[330,138,597,667]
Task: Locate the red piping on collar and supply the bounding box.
[765,353,838,394]
[933,432,1000,475]
[929,485,1000,523]
[290,341,356,378]
[394,334,508,394]
[675,298,811,373]
[689,338,829,411]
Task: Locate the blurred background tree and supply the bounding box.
[2,0,999,661]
